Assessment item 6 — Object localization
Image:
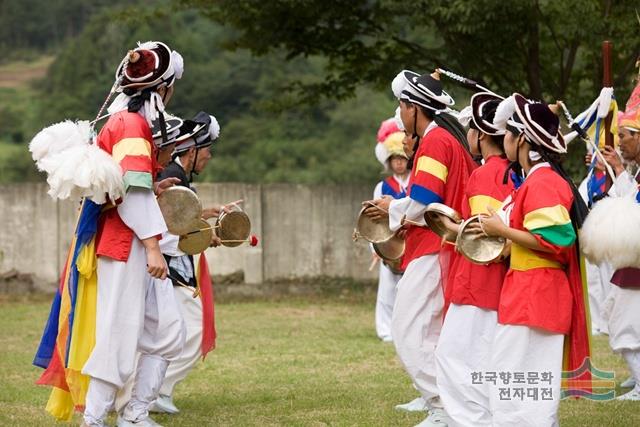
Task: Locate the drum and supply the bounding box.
[178,219,213,255]
[215,206,251,247]
[424,203,462,243]
[372,234,405,274]
[456,215,507,265]
[157,186,202,235]
[354,206,395,243]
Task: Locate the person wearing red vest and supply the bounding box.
[81,42,187,427]
[479,94,590,426]
[372,118,410,342]
[365,70,476,427]
[434,92,513,426]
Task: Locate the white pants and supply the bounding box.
[376,262,400,340]
[118,285,204,409]
[622,350,640,393]
[391,254,443,409]
[436,304,497,427]
[604,285,640,353]
[489,324,564,427]
[83,240,185,425]
[586,260,612,334]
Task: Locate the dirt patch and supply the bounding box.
[0,56,54,88]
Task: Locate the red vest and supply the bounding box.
[446,156,513,310]
[402,126,476,268]
[95,111,158,261]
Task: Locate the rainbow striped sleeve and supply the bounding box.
[523,204,575,247]
[112,137,153,191]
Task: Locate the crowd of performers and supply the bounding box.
[32,41,231,427]
[26,36,640,427]
[366,68,640,426]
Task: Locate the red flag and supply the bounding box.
[198,252,216,358]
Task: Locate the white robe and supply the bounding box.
[83,189,185,426]
[436,304,497,427]
[603,169,640,353]
[489,325,564,427]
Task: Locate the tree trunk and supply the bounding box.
[526,13,542,99]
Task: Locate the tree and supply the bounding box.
[179,0,640,109]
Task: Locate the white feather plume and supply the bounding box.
[171,51,184,80]
[43,144,124,204]
[208,115,220,140]
[493,95,516,131]
[137,40,159,50]
[29,120,92,170]
[580,195,640,268]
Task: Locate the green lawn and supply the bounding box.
[1,294,639,426]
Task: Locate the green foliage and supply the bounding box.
[27,7,396,184]
[180,0,640,110]
[0,0,134,60]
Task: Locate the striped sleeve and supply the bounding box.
[524,194,576,247]
[112,137,154,191]
[409,136,450,205]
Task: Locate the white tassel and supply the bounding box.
[580,195,640,268]
[29,120,91,170]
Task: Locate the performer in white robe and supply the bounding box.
[365,70,476,427]
[81,42,187,427]
[371,118,409,342]
[597,110,640,400]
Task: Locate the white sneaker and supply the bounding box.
[381,336,394,343]
[617,388,640,401]
[395,396,427,412]
[149,394,179,414]
[621,376,636,388]
[116,415,163,427]
[414,408,451,426]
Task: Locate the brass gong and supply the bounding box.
[456,215,507,265]
[178,219,213,255]
[354,206,395,243]
[424,203,462,243]
[158,186,202,235]
[215,207,251,247]
[372,234,405,275]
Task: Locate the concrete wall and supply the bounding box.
[0,183,377,287]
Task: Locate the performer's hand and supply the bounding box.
[440,215,461,235]
[396,228,408,239]
[144,245,168,279]
[601,146,624,176]
[154,177,181,196]
[362,196,392,221]
[209,235,222,248]
[202,205,222,220]
[478,207,507,238]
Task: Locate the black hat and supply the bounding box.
[392,69,455,111]
[513,94,566,153]
[470,92,505,136]
[151,115,183,148]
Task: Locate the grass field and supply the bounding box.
[1,293,640,426]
